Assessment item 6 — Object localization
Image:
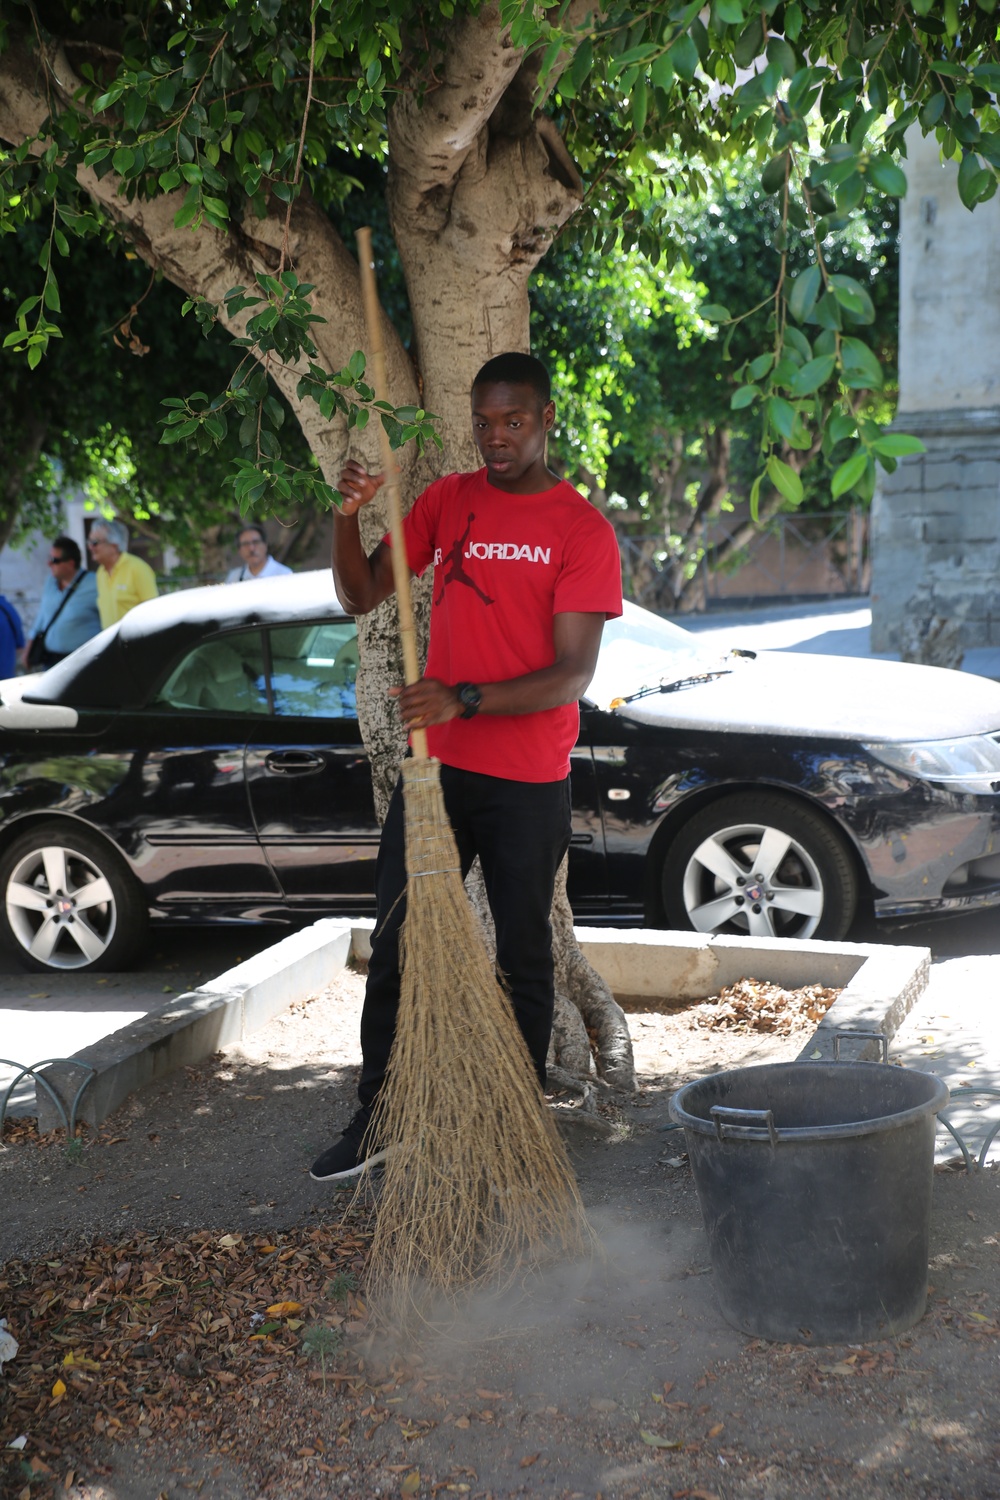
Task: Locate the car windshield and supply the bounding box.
[585,602,700,708]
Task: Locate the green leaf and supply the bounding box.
[783,327,812,362]
[866,155,907,196]
[699,303,731,322]
[827,411,856,446]
[958,151,992,208]
[867,67,888,113]
[631,76,648,134]
[155,75,178,112]
[835,172,865,213]
[749,472,763,521]
[766,37,797,78]
[669,33,699,82]
[714,0,745,22]
[813,290,843,331]
[831,448,868,497]
[747,352,773,380]
[766,454,804,504]
[919,91,947,128]
[767,396,796,440]
[731,384,759,409]
[790,354,837,394]
[650,51,674,90]
[829,274,875,324]
[787,264,821,323]
[734,13,764,69]
[761,152,789,194]
[840,336,884,389]
[871,433,927,458]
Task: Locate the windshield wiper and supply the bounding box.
[609,649,756,708]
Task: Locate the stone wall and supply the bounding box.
[869,128,1000,660]
[870,410,1000,654]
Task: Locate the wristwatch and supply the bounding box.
[455,682,482,719]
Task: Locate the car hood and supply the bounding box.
[609,649,1000,742]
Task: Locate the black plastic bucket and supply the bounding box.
[669,1051,949,1344]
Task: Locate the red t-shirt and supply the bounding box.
[391,469,623,782]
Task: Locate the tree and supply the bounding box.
[532,161,898,609]
[1,0,998,1091]
[0,225,321,562]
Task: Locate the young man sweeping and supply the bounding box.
[310,351,623,1182]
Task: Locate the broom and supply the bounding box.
[354,227,593,1326]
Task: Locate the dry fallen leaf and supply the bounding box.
[62,1350,101,1371]
[50,1379,66,1402]
[818,1363,856,1376]
[519,1453,540,1468]
[266,1300,304,1317]
[639,1429,683,1449]
[708,1422,724,1437]
[400,1473,421,1496]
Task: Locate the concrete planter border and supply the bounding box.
[37,920,931,1129]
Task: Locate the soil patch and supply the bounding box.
[3,969,999,1500]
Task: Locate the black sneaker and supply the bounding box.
[310,1110,388,1182]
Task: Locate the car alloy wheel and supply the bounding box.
[0,823,146,972]
[662,793,858,942]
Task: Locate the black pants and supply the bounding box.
[357,765,572,1113]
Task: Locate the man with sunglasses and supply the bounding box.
[24,537,102,670]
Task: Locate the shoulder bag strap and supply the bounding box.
[43,568,87,635]
[37,564,86,642]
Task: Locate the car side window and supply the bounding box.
[154,631,269,714]
[268,621,358,719]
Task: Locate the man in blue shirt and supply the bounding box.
[0,593,23,679]
[25,537,102,668]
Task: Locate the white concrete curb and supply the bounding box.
[36,919,356,1131]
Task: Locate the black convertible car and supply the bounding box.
[2,568,1000,973]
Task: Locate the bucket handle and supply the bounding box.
[710,1105,779,1146]
[833,1030,888,1063]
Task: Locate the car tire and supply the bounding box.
[0,822,147,973]
[661,793,858,941]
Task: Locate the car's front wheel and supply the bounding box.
[0,822,147,972]
[661,793,858,941]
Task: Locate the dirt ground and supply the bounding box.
[2,968,999,1500]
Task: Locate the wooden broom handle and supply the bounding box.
[356,226,428,761]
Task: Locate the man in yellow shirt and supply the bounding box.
[88,520,159,628]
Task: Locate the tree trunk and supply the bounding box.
[0,402,46,552]
[0,5,637,1093]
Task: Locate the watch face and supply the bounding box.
[458,683,481,716]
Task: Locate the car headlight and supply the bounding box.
[864,732,1000,792]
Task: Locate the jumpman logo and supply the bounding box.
[435,512,495,607]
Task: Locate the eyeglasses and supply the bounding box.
[48,556,68,565]
[239,538,265,549]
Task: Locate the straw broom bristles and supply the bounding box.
[363,758,594,1326]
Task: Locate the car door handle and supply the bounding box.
[570,832,594,845]
[264,751,326,775]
